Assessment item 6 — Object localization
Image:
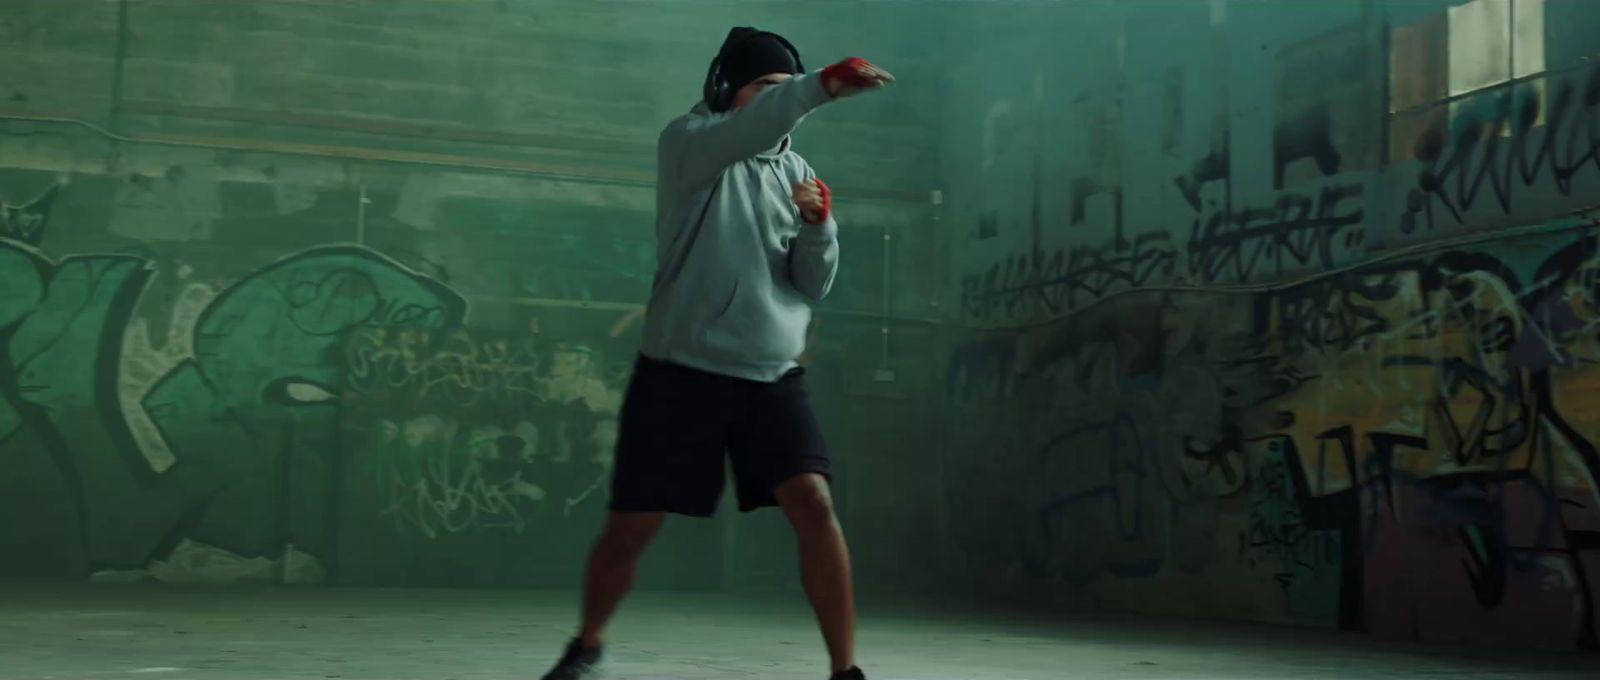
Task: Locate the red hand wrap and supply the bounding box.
[821,57,876,89]
[805,178,832,225]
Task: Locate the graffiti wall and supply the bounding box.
[0,0,943,593]
[335,326,635,585]
[0,163,668,586]
[1,228,466,581]
[943,0,1600,651]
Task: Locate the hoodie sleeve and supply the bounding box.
[788,162,840,302]
[662,73,833,190]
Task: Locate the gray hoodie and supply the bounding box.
[638,72,840,382]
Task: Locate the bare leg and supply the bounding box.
[775,474,856,674]
[576,511,665,649]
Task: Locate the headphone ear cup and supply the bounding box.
[704,55,731,113]
[703,57,719,111]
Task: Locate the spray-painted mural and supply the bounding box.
[0,179,630,584]
[948,43,1600,651]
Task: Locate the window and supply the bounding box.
[1388,0,1546,162]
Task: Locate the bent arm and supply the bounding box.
[664,73,833,189]
[789,166,839,301]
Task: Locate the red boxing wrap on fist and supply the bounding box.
[821,57,876,89]
[805,178,832,225]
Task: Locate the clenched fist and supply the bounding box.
[821,57,894,100]
[793,179,831,225]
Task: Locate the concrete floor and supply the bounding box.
[0,586,1595,679]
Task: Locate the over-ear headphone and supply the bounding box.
[702,30,805,114]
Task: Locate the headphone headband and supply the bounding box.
[702,30,805,113]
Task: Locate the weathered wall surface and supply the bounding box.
[942,0,1600,649]
[19,0,1597,654]
[0,0,953,591]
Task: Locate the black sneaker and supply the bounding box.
[830,667,865,680]
[540,638,602,680]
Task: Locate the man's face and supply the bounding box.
[733,72,794,109]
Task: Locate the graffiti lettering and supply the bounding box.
[1188,184,1365,284]
[960,233,1179,321]
[1403,68,1600,232]
[343,327,621,540]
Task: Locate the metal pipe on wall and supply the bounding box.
[0,112,656,189]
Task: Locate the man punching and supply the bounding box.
[538,26,894,680]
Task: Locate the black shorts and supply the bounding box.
[608,355,830,517]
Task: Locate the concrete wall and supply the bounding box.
[942,0,1600,650]
[0,0,955,592]
[14,0,1597,655]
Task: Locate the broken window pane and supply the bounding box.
[1448,0,1511,96]
[1512,0,1545,78]
[1390,13,1448,113]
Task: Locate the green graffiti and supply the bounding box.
[0,241,46,442]
[0,239,162,574]
[1,238,466,578]
[144,247,467,559]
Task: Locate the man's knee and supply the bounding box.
[776,474,837,527]
[599,511,664,558]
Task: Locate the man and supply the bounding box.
[539,26,894,680]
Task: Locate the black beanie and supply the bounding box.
[719,28,801,93]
